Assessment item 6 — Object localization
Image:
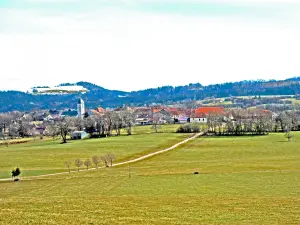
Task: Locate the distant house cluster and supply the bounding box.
[17,97,277,129]
[132,106,226,125]
[27,101,230,126]
[5,97,279,140]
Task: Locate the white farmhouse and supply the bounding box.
[190,113,208,123]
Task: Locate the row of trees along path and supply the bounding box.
[0,132,203,182]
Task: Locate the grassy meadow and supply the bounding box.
[0,124,186,179]
[0,131,299,224]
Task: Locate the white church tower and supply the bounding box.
[77,98,85,119]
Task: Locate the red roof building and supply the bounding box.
[91,107,106,115]
[194,107,224,115]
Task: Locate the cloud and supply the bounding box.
[0,1,300,91]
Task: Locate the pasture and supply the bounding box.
[0,124,186,179]
[0,132,299,224]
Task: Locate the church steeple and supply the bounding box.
[77,98,85,119]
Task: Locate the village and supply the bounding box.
[1,96,298,142]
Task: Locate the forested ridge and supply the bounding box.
[0,77,299,112]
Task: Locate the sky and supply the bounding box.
[1,0,300,92]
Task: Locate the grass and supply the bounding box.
[129,124,181,134]
[0,132,299,224]
[0,124,187,179]
[0,137,35,144]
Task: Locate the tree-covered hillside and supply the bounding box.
[0,78,299,112]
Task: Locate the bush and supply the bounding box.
[176,124,200,133]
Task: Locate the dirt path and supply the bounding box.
[113,132,202,167]
[0,133,202,182]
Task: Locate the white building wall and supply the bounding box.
[77,99,85,118]
[190,117,207,123]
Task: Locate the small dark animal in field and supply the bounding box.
[194,172,199,174]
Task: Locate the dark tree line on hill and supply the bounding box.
[0,77,299,112]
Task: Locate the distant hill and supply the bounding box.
[0,77,299,112]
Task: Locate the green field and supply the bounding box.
[0,137,35,144]
[0,132,188,179]
[0,132,299,224]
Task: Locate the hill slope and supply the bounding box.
[0,78,299,112]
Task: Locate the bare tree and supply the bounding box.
[0,114,12,136]
[65,160,72,173]
[104,112,114,137]
[101,156,109,167]
[57,118,74,144]
[152,113,162,133]
[74,118,84,131]
[92,156,101,169]
[285,130,294,142]
[18,120,33,138]
[288,110,299,131]
[94,115,106,137]
[105,153,116,167]
[277,112,292,132]
[111,112,123,136]
[84,158,92,170]
[122,110,135,135]
[8,123,19,139]
[44,124,60,139]
[74,159,83,171]
[84,116,96,135]
[0,112,35,139]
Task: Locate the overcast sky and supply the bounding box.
[1,0,300,92]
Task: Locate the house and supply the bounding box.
[114,106,134,112]
[71,131,89,140]
[190,113,207,123]
[177,114,189,124]
[132,107,151,116]
[135,115,153,125]
[194,107,224,115]
[153,112,171,124]
[190,107,225,123]
[49,109,60,115]
[62,109,78,117]
[43,115,54,122]
[165,108,181,119]
[35,126,46,135]
[32,112,49,121]
[91,107,106,115]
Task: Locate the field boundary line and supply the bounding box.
[0,133,202,182]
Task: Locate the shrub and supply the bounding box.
[177,124,200,133]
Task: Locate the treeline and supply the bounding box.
[206,109,300,136]
[65,154,116,173]
[45,111,136,143]
[0,110,136,143]
[0,77,300,112]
